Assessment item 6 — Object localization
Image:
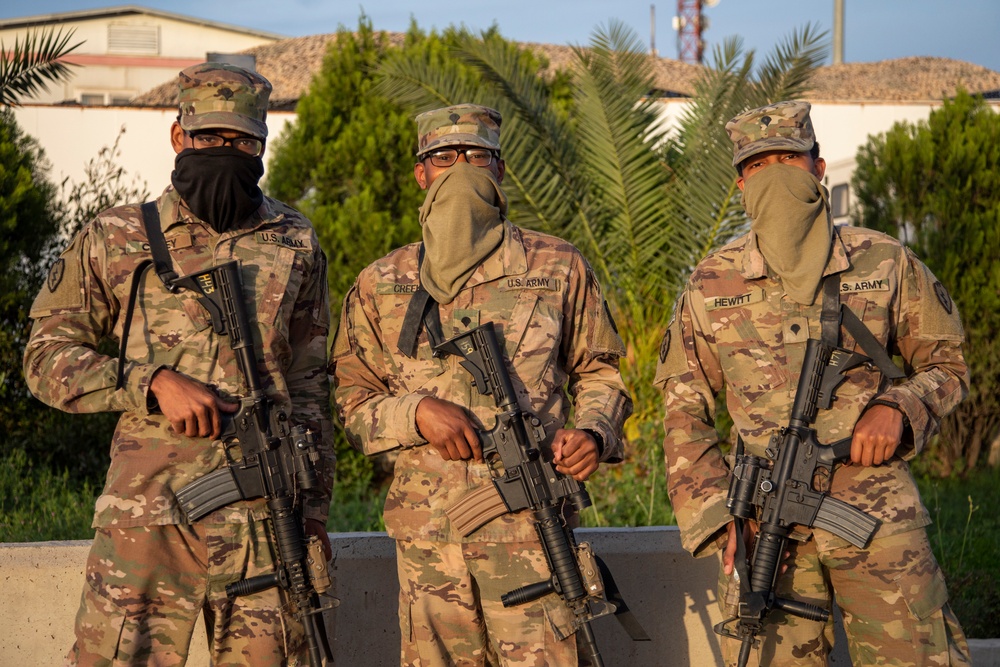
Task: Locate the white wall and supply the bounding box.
[12,105,295,201]
[0,13,279,104]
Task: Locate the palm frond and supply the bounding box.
[0,28,82,106]
[569,21,679,311]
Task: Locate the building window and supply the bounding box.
[80,93,105,106]
[830,183,850,219]
[108,24,160,55]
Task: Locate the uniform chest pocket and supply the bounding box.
[497,290,563,396]
[716,309,787,406]
[250,245,304,334]
[132,271,211,354]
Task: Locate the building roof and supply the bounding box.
[805,56,1000,102]
[130,31,1000,110]
[0,4,286,41]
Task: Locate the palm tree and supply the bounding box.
[377,21,828,327]
[1,27,82,106]
[377,21,831,526]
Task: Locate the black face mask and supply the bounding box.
[170,147,265,233]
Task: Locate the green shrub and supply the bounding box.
[0,448,97,542]
[917,466,1000,638]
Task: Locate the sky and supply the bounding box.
[2,1,999,72]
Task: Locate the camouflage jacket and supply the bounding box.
[654,225,968,557]
[332,221,632,543]
[24,186,334,527]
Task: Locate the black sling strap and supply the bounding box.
[397,244,446,357]
[115,202,180,390]
[141,200,180,289]
[821,273,905,381]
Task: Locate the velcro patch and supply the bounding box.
[30,232,88,317]
[125,233,194,254]
[499,276,562,291]
[376,282,420,295]
[704,287,765,311]
[254,231,310,252]
[840,278,889,293]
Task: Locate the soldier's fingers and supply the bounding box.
[723,523,738,575]
[464,427,483,462]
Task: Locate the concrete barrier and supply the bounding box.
[2,528,995,665]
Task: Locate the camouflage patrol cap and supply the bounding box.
[415,104,502,157]
[725,100,815,167]
[177,62,271,139]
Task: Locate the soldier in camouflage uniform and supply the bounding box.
[332,104,632,665]
[23,63,334,666]
[654,100,971,666]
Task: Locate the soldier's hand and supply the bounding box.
[723,520,789,576]
[552,428,600,481]
[150,368,239,439]
[723,520,757,576]
[850,404,904,466]
[305,518,332,561]
[415,396,483,462]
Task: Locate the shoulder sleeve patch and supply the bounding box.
[906,249,964,341]
[654,293,690,386]
[29,230,90,318]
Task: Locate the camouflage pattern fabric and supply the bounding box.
[396,538,577,666]
[177,62,271,139]
[725,100,816,167]
[25,186,335,528]
[24,185,333,664]
[332,220,631,657]
[333,220,631,544]
[415,104,502,157]
[654,224,970,663]
[714,529,969,666]
[67,521,306,666]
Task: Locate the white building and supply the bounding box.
[7,20,1000,223]
[0,5,284,106]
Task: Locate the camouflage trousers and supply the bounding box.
[716,527,971,666]
[66,520,306,666]
[394,538,578,666]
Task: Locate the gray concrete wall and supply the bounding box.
[2,528,996,665]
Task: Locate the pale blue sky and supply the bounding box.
[4,1,999,72]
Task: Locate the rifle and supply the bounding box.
[435,322,647,667]
[171,260,334,667]
[714,336,886,666]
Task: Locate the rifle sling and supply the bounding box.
[397,244,447,357]
[821,274,903,380]
[117,201,182,390]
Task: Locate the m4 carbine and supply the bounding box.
[436,322,647,667]
[715,336,884,667]
[171,260,334,667]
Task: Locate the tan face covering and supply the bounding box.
[419,161,508,304]
[741,162,833,305]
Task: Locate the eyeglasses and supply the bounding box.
[425,147,497,168]
[187,131,263,156]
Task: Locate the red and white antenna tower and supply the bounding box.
[673,0,718,64]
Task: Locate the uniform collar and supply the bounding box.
[157,186,275,234]
[460,220,528,289]
[740,226,851,280]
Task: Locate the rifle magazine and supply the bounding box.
[813,495,881,548]
[445,483,510,536]
[176,467,243,522]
